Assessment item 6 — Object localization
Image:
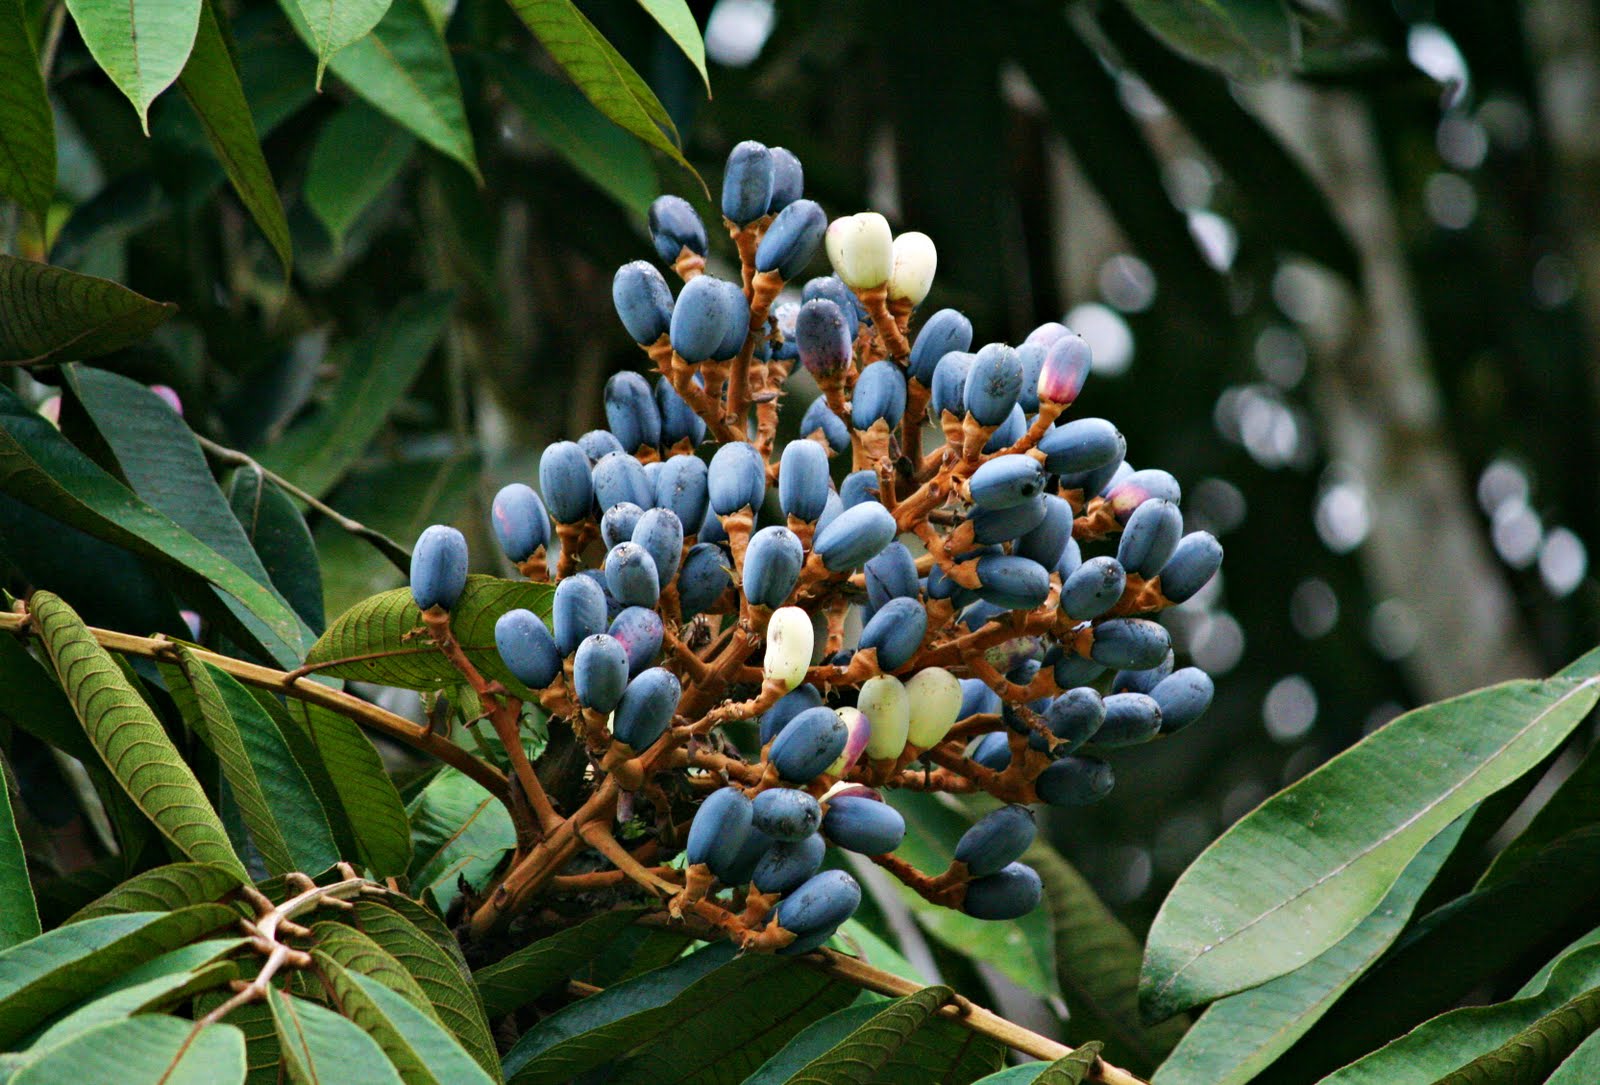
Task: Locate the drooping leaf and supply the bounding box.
[8,1015,245,1085]
[258,291,455,499]
[269,986,404,1085]
[66,863,242,923]
[26,947,241,1050]
[1118,0,1299,81]
[63,0,202,130]
[406,768,515,916]
[288,0,395,84]
[227,468,326,633]
[282,700,411,876]
[302,576,555,698]
[304,101,416,249]
[972,1042,1105,1084]
[783,985,955,1084]
[473,909,644,1018]
[0,0,55,224]
[30,591,248,880]
[1139,676,1600,1021]
[0,257,175,365]
[1152,817,1469,1085]
[742,1002,885,1085]
[280,0,477,178]
[316,956,496,1085]
[632,0,708,92]
[0,752,40,949]
[310,921,435,1014]
[1547,1026,1600,1084]
[176,0,292,270]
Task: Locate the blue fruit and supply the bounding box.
[815,491,844,538]
[796,299,852,378]
[720,826,775,886]
[604,541,661,607]
[957,599,1004,631]
[767,147,804,213]
[963,862,1042,920]
[1037,687,1105,755]
[908,308,974,386]
[858,598,927,671]
[968,456,1047,513]
[1052,654,1106,689]
[654,454,709,531]
[611,667,681,751]
[1094,691,1163,746]
[678,542,734,617]
[631,507,684,585]
[974,554,1050,610]
[1151,668,1214,734]
[655,377,706,448]
[839,470,880,510]
[779,439,831,523]
[578,568,624,623]
[1059,457,1126,502]
[852,361,907,429]
[712,279,753,361]
[743,526,804,607]
[573,634,629,713]
[553,575,608,656]
[1024,321,1070,348]
[971,495,1049,545]
[1036,334,1092,406]
[801,277,861,340]
[1036,755,1114,806]
[821,795,905,855]
[772,870,861,937]
[670,275,740,363]
[604,370,663,453]
[611,261,674,344]
[591,451,653,513]
[954,806,1035,878]
[963,343,1023,426]
[970,731,1012,770]
[1112,653,1174,695]
[1117,499,1183,579]
[409,525,468,611]
[1107,469,1182,522]
[600,502,645,551]
[799,397,850,454]
[1015,343,1045,414]
[708,441,767,516]
[539,442,594,524]
[812,501,897,572]
[929,351,974,418]
[1060,557,1127,620]
[1038,418,1124,476]
[760,684,825,745]
[722,140,774,226]
[648,195,707,265]
[1159,532,1223,603]
[1056,536,1083,580]
[699,504,728,545]
[769,706,849,783]
[608,606,664,678]
[1016,495,1073,569]
[865,543,919,611]
[686,787,753,872]
[751,833,825,895]
[752,788,822,842]
[494,609,561,690]
[490,484,550,564]
[1090,618,1170,671]
[755,199,826,280]
[578,429,624,463]
[982,403,1027,454]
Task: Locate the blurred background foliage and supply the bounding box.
[5,0,1600,987]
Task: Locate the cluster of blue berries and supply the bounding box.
[407,139,1222,952]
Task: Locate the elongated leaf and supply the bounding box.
[227,468,326,633]
[270,986,404,1085]
[279,700,410,875]
[1153,817,1468,1085]
[473,909,644,1018]
[1140,676,1600,1021]
[486,59,657,216]
[1118,0,1299,81]
[280,0,477,178]
[974,1043,1105,1084]
[67,863,242,923]
[0,257,175,364]
[304,101,415,248]
[259,291,454,498]
[28,951,240,1050]
[10,1016,244,1085]
[1548,1026,1600,1084]
[0,905,236,1046]
[31,591,247,880]
[303,576,555,697]
[406,768,514,916]
[501,0,701,186]
[0,0,54,223]
[785,985,954,1084]
[633,0,708,92]
[0,753,39,949]
[310,922,434,1014]
[64,0,201,130]
[317,957,495,1085]
[743,1003,885,1085]
[289,0,395,83]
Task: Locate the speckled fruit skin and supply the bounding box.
[769,706,849,783]
[954,805,1036,878]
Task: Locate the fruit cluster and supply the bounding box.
[410,140,1222,951]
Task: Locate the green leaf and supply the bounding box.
[0,905,237,1047]
[1548,1026,1600,1084]
[973,1042,1106,1084]
[288,0,395,84]
[632,0,708,93]
[310,921,435,1014]
[9,1016,244,1085]
[27,946,240,1050]
[228,468,326,633]
[304,101,416,249]
[1140,676,1600,1021]
[0,257,175,365]
[31,591,248,881]
[0,0,54,223]
[282,700,411,876]
[485,58,657,217]
[406,768,515,916]
[258,291,455,498]
[783,985,955,1083]
[317,957,496,1085]
[1152,816,1469,1085]
[742,1003,885,1085]
[303,576,556,698]
[1118,0,1299,81]
[473,909,643,1019]
[500,0,703,189]
[176,0,291,270]
[0,753,39,949]
[63,0,201,131]
[67,863,242,923]
[269,986,404,1085]
[280,0,477,179]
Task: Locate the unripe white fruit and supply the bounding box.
[905,667,963,747]
[888,231,937,304]
[825,212,894,290]
[858,674,911,760]
[763,606,814,690]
